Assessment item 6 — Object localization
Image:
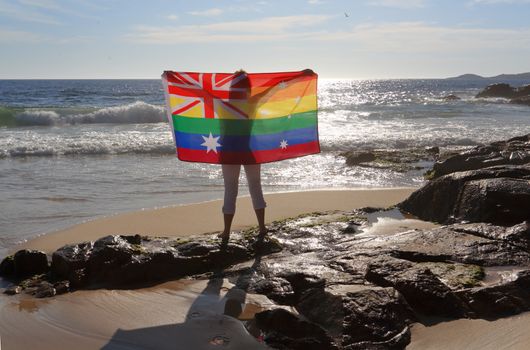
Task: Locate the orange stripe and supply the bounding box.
[250,79,317,103]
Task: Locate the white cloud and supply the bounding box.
[308,0,325,4]
[0,28,42,42]
[471,0,530,3]
[187,8,224,16]
[317,21,530,54]
[368,0,426,8]
[128,15,332,43]
[18,0,99,19]
[167,14,178,20]
[0,0,61,24]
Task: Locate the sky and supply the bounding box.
[1,0,530,79]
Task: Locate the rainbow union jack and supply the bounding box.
[165,72,249,119]
[162,70,320,164]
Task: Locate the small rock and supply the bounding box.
[4,285,21,295]
[0,255,15,277]
[342,151,376,166]
[13,250,49,278]
[443,94,461,101]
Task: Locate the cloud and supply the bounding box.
[187,8,224,16]
[128,14,332,43]
[0,0,61,24]
[17,0,99,19]
[167,14,178,20]
[308,0,325,4]
[0,28,43,42]
[471,0,530,3]
[317,21,530,54]
[367,0,426,8]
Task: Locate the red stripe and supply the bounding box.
[173,100,200,115]
[176,141,320,164]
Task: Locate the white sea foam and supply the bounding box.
[13,101,166,127]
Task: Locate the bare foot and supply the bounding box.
[218,231,230,240]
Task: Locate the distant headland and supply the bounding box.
[447,72,530,80]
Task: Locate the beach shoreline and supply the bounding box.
[14,187,417,254]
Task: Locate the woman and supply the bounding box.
[219,69,267,241]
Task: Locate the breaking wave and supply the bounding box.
[0,102,166,127]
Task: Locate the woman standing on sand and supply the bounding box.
[218,70,267,241]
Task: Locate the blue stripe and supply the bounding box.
[175,126,318,152]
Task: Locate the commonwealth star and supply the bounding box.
[201,132,221,153]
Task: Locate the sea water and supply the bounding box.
[1,78,529,255]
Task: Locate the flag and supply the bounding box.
[161,70,320,164]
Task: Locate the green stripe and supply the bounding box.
[172,111,317,136]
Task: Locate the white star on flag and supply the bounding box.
[278,81,287,89]
[280,140,288,149]
[201,132,221,153]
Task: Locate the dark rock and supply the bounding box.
[511,95,530,106]
[54,280,70,295]
[476,83,516,98]
[34,281,56,298]
[456,269,530,318]
[12,250,49,278]
[51,233,282,288]
[343,151,376,166]
[4,285,21,295]
[249,277,295,304]
[296,284,414,349]
[0,255,15,277]
[515,84,530,97]
[255,308,338,350]
[399,165,530,225]
[51,241,93,287]
[342,148,439,173]
[443,94,461,101]
[364,256,468,317]
[428,134,530,178]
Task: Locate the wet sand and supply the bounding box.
[408,312,530,350]
[0,279,275,350]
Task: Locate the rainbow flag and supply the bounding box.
[161,70,320,164]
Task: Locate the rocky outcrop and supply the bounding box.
[426,134,530,179]
[476,83,516,98]
[3,208,530,349]
[400,165,530,224]
[341,148,439,173]
[476,83,530,106]
[51,233,281,288]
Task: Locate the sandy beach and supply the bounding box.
[3,187,530,350]
[16,188,415,253]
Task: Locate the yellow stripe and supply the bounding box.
[175,95,317,119]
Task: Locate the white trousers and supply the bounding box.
[222,164,267,215]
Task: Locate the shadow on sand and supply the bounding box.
[101,235,268,350]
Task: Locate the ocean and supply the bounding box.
[1,78,529,256]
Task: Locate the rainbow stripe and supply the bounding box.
[161,70,319,164]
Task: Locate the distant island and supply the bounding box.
[447,72,530,80]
